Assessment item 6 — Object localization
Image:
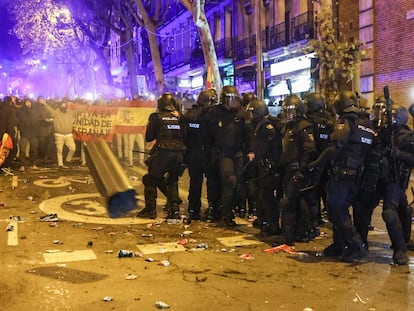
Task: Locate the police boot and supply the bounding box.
[206,201,221,222]
[137,200,157,219]
[166,203,180,219]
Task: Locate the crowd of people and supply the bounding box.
[0,87,413,265]
[139,86,414,265]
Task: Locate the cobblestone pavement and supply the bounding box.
[0,161,413,311]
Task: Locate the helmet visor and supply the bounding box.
[223,94,241,111]
[281,104,297,123]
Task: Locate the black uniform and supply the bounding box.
[182,104,215,220]
[311,105,374,261]
[142,110,186,219]
[353,105,414,265]
[206,104,248,226]
[247,115,281,235]
[280,117,317,245]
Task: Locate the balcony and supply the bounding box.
[290,11,314,43]
[234,36,256,60]
[215,38,234,59]
[264,22,287,51]
[161,47,191,72]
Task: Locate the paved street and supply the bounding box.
[0,161,413,311]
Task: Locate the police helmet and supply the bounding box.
[281,95,305,123]
[246,99,269,121]
[219,85,241,111]
[391,103,408,126]
[157,92,179,112]
[242,92,257,107]
[303,92,326,112]
[334,91,358,114]
[196,89,218,107]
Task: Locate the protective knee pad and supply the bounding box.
[382,208,398,224]
[142,174,156,187]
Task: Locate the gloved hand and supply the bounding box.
[293,171,304,183]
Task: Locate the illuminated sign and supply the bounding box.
[178,78,191,88]
[270,53,316,76]
[191,76,204,88]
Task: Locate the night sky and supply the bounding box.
[0,2,22,61]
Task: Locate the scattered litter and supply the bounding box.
[155,301,170,309]
[49,222,58,227]
[239,253,255,260]
[45,249,61,253]
[166,219,182,224]
[9,215,23,222]
[303,308,315,311]
[177,238,188,245]
[354,293,367,304]
[56,264,67,268]
[146,223,153,228]
[196,243,208,250]
[104,250,114,254]
[103,296,113,302]
[125,274,138,280]
[38,176,48,179]
[118,250,140,258]
[158,260,170,267]
[53,240,63,244]
[92,226,104,231]
[182,230,193,235]
[196,276,208,282]
[73,223,82,227]
[40,213,58,222]
[6,224,14,231]
[145,258,155,262]
[87,241,93,247]
[294,252,310,259]
[141,233,153,238]
[0,201,7,207]
[27,196,33,202]
[263,244,296,254]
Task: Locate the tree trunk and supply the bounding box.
[123,30,139,97]
[134,0,165,94]
[181,0,223,92]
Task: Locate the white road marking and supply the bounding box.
[43,250,97,263]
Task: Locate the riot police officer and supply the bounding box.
[246,99,281,235]
[279,95,317,245]
[181,89,218,221]
[303,92,335,234]
[205,85,248,227]
[353,98,413,265]
[310,91,374,262]
[138,93,186,220]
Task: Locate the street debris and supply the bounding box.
[49,222,58,227]
[9,215,23,222]
[125,274,138,280]
[53,240,63,244]
[0,201,7,207]
[103,296,113,302]
[39,213,58,222]
[158,260,171,267]
[6,224,14,231]
[263,244,296,254]
[354,293,367,304]
[104,250,114,254]
[196,243,208,250]
[117,250,141,258]
[177,238,188,245]
[141,233,153,238]
[87,241,93,247]
[155,301,170,309]
[239,253,255,260]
